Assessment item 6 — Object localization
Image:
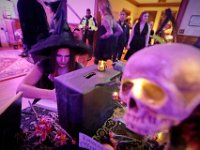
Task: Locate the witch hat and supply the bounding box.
[29,0,92,56]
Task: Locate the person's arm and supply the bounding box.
[17,64,56,100]
[37,0,45,8]
[78,17,86,30]
[127,23,136,49]
[145,23,151,47]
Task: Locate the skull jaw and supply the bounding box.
[124,111,176,136]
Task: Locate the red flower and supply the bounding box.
[54,131,68,146]
[31,115,70,146]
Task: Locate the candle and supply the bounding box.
[98,60,106,71]
[112,91,119,100]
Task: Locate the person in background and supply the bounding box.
[73,28,81,41]
[148,21,155,45]
[155,8,177,43]
[113,9,130,61]
[17,0,49,57]
[124,11,150,60]
[73,27,90,66]
[79,8,98,49]
[94,0,122,64]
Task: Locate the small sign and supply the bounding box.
[79,133,107,150]
[189,15,200,27]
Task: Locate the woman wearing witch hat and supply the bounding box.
[17,0,91,100]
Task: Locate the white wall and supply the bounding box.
[178,0,200,37]
[110,0,138,25]
[0,0,18,47]
[67,0,95,24]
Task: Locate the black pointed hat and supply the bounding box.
[30,0,92,56]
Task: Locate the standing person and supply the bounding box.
[156,8,176,41]
[73,28,90,66]
[79,8,98,48]
[124,11,150,60]
[94,0,122,64]
[113,9,130,61]
[148,21,155,45]
[17,0,49,57]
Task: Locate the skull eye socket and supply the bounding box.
[133,78,166,107]
[143,82,165,102]
[122,81,134,95]
[129,98,137,108]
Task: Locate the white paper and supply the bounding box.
[79,133,107,150]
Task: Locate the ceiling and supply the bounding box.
[134,0,181,3]
[127,0,182,7]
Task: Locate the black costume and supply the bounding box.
[113,20,129,61]
[124,22,148,60]
[94,15,122,64]
[17,0,49,51]
[148,29,154,45]
[36,58,82,90]
[94,25,116,63]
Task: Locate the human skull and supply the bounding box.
[120,43,200,136]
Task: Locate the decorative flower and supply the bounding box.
[54,131,68,146]
[28,101,74,147]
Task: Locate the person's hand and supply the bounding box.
[126,44,130,50]
[112,60,125,72]
[100,34,105,39]
[48,74,54,82]
[101,33,109,39]
[48,89,57,101]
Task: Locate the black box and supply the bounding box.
[54,65,121,138]
[0,92,22,149]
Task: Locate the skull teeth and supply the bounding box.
[126,121,153,136]
[125,110,172,136]
[127,112,157,125]
[148,115,156,124]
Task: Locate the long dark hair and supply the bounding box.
[50,47,76,77]
[138,11,148,22]
[98,0,113,18]
[156,8,176,35]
